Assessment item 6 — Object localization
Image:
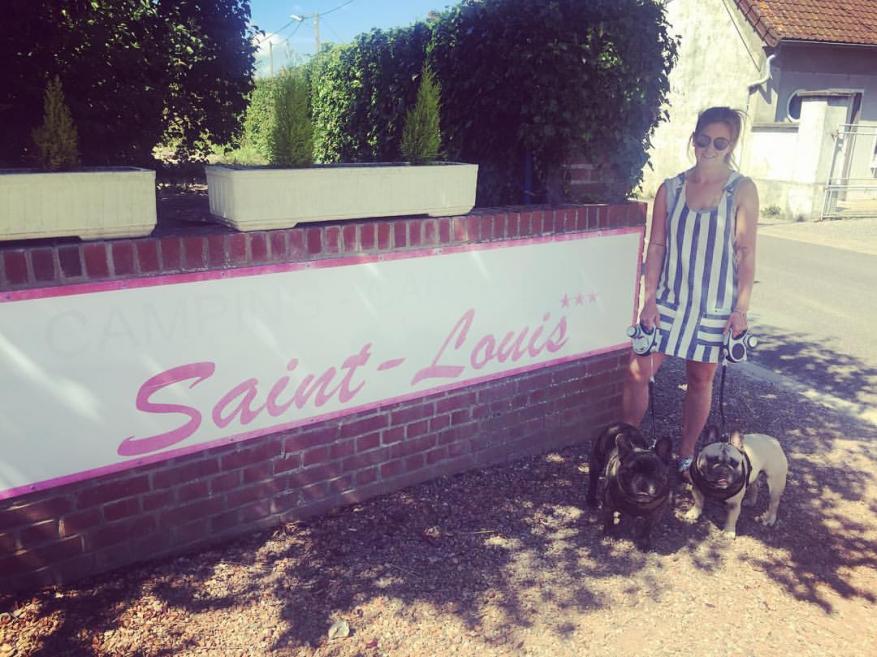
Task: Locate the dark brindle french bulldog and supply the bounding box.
[586,423,673,550]
[685,426,788,539]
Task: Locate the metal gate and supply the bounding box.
[822,123,877,219]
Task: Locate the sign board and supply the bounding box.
[0,229,642,499]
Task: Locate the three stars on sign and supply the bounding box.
[561,291,599,308]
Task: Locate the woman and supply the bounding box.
[621,106,759,478]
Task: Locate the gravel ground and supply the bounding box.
[2,356,876,657]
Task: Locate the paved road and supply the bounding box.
[747,234,876,413]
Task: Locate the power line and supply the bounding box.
[268,20,306,75]
[321,0,355,17]
[258,0,354,44]
[320,16,343,43]
[291,0,356,52]
[256,18,296,44]
[286,19,305,41]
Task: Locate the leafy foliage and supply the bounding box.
[310,23,433,163]
[304,0,676,204]
[0,0,257,167]
[430,0,677,204]
[269,69,313,167]
[241,78,277,162]
[32,76,80,171]
[400,63,442,164]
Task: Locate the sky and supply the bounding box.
[249,0,452,77]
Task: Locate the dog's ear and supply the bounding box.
[703,425,722,444]
[729,431,744,449]
[654,436,673,463]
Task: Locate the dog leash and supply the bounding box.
[718,359,728,438]
[648,353,657,447]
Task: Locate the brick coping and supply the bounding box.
[1,203,646,292]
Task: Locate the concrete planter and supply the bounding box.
[0,167,156,241]
[205,162,478,231]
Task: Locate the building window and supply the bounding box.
[787,90,804,122]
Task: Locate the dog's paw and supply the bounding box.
[682,507,701,523]
[721,529,737,540]
[757,512,777,527]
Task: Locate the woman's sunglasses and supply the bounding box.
[693,133,731,151]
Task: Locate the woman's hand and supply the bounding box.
[725,310,748,337]
[640,298,659,330]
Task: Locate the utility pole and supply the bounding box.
[269,40,274,76]
[288,0,352,58]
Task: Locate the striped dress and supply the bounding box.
[655,171,745,363]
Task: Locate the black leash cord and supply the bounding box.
[718,360,728,437]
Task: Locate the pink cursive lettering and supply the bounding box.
[120,346,373,457]
[212,378,266,428]
[410,309,473,385]
[117,362,215,456]
[415,309,569,384]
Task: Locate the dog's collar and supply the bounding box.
[607,477,670,514]
[690,447,753,501]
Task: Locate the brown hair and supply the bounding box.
[690,106,746,162]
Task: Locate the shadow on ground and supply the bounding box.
[748,321,877,409]
[8,343,877,656]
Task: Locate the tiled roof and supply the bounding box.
[735,0,877,47]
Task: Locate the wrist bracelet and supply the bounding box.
[732,309,747,317]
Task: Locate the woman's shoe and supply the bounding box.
[677,456,693,485]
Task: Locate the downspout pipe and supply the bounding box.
[739,53,776,168]
[748,52,776,91]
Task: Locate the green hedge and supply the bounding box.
[430,0,677,204]
[309,23,433,163]
[241,77,277,161]
[244,0,676,205]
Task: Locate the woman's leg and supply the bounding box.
[621,351,666,427]
[679,360,720,458]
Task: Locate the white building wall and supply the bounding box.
[641,0,765,197]
[643,1,877,220]
[772,47,877,188]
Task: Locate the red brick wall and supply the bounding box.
[560,154,628,203]
[0,203,645,593]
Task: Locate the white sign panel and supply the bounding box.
[0,229,642,499]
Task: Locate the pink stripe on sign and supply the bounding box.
[0,342,629,501]
[0,227,642,303]
[377,358,406,371]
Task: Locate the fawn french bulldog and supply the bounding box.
[685,426,788,538]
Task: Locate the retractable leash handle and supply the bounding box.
[627,325,659,446]
[724,329,758,364]
[627,323,659,356]
[717,328,757,438]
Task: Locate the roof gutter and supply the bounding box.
[778,39,877,49]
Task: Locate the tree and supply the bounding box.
[241,78,279,161]
[269,68,313,167]
[32,76,80,171]
[0,0,258,167]
[400,63,442,163]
